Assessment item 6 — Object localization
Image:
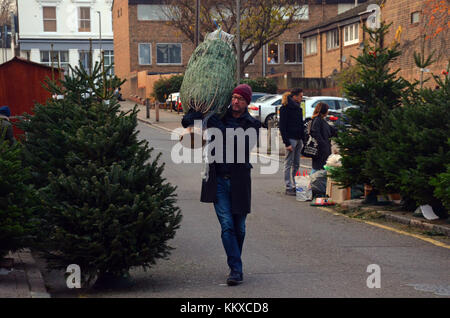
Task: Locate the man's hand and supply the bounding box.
[286,145,293,152]
[181,109,203,128]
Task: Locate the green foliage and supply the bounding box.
[370,80,449,217]
[334,64,362,96]
[332,22,450,217]
[431,158,450,213]
[180,37,237,115]
[0,136,37,258]
[240,77,277,94]
[153,75,184,102]
[20,62,182,283]
[332,23,409,187]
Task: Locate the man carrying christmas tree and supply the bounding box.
[182,84,261,286]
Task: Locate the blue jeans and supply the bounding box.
[214,177,247,275]
[284,139,303,189]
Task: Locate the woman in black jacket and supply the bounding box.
[279,88,304,195]
[310,102,337,172]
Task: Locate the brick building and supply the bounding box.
[300,0,449,84]
[112,0,369,99]
[299,1,374,78]
[382,0,449,84]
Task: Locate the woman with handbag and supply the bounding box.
[310,103,337,173]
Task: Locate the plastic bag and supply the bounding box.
[295,171,312,202]
[310,170,327,197]
[326,154,342,167]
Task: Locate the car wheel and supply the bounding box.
[265,113,277,128]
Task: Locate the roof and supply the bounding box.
[128,0,165,4]
[300,0,378,37]
[122,0,368,7]
[0,56,64,72]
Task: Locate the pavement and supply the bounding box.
[0,249,50,298]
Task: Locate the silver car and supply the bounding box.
[248,94,282,127]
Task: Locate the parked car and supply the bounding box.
[302,96,355,119]
[273,96,357,133]
[250,92,272,103]
[247,94,282,127]
[327,105,360,127]
[165,92,182,110]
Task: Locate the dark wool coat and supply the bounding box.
[279,95,304,146]
[310,116,337,170]
[182,108,261,215]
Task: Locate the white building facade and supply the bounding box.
[18,0,114,75]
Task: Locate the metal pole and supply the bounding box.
[97,12,102,53]
[146,98,150,119]
[156,101,159,122]
[195,0,200,47]
[89,38,93,75]
[236,0,241,82]
[3,25,6,63]
[11,13,15,57]
[262,45,266,77]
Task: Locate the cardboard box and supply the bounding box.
[326,178,351,203]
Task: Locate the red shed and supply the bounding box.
[0,57,63,138]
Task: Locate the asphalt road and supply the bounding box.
[39,122,450,298]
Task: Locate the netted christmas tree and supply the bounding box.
[19,61,182,285]
[0,135,37,258]
[180,29,237,117]
[368,64,450,217]
[331,23,409,189]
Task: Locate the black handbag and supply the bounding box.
[301,119,319,158]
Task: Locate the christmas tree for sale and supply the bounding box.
[372,66,450,217]
[332,23,409,189]
[0,139,37,259]
[20,62,182,285]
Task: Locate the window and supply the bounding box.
[327,29,339,50]
[337,100,352,110]
[267,43,279,64]
[343,23,359,46]
[338,3,355,14]
[43,7,56,32]
[280,5,309,21]
[41,51,69,73]
[138,5,171,21]
[411,12,420,24]
[272,98,282,106]
[156,44,181,64]
[312,100,338,110]
[79,51,90,71]
[104,50,114,76]
[139,43,151,65]
[284,43,302,64]
[305,36,317,55]
[78,7,91,32]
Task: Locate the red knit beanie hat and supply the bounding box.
[232,84,252,105]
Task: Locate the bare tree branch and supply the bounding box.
[163,0,309,75]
